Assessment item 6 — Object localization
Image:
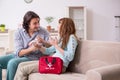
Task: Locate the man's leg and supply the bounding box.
[14,61,39,80]
[7,57,31,80]
[0,54,15,80]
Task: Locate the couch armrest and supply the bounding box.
[86,64,120,80]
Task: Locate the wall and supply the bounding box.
[0,0,120,41]
[86,0,120,41]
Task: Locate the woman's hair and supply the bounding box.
[59,18,76,49]
[22,11,40,33]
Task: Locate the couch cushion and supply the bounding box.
[67,40,120,74]
[2,69,6,80]
[67,39,82,72]
[29,72,86,80]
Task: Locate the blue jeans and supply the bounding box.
[0,54,30,80]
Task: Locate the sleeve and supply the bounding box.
[63,35,78,62]
[44,46,56,55]
[14,30,24,57]
[44,29,49,41]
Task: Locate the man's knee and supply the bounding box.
[7,59,18,70]
[0,64,2,69]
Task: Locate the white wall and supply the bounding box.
[86,0,120,41]
[0,0,120,41]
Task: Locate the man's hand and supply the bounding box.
[29,44,39,52]
[33,42,42,49]
[28,40,36,46]
[36,35,45,43]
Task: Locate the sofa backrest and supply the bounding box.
[67,40,120,74]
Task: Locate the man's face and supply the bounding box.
[29,18,40,32]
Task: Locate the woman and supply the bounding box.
[14,18,78,80]
[0,11,49,80]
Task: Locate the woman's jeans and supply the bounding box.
[0,53,30,80]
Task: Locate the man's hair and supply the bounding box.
[22,11,40,33]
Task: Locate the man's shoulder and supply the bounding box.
[39,27,49,34]
[39,27,47,31]
[15,27,25,35]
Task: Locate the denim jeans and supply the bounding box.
[0,54,30,80]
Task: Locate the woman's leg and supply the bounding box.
[0,54,15,80]
[6,57,31,80]
[14,61,39,80]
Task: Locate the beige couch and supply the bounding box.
[2,40,120,80]
[28,40,120,80]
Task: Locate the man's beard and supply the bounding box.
[29,28,38,33]
[33,28,39,32]
[34,28,38,32]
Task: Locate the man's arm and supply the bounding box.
[18,46,37,57]
[14,30,37,57]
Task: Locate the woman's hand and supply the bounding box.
[49,37,58,47]
[49,37,64,55]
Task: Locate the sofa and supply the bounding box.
[2,40,120,80]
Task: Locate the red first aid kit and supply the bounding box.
[39,56,63,74]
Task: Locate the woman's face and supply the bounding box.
[29,18,40,32]
[58,22,62,33]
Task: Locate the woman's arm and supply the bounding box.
[39,46,46,53]
[63,35,78,61]
[54,45,64,55]
[52,35,78,61]
[38,46,56,55]
[48,37,64,55]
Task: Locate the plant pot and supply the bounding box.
[0,24,5,32]
[47,25,51,32]
[0,27,5,32]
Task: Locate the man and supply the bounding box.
[0,11,49,80]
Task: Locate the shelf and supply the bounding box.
[0,29,8,33]
[68,6,87,39]
[0,33,9,36]
[0,30,15,52]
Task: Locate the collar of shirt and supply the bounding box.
[22,27,41,38]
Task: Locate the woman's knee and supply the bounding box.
[17,62,39,74]
[18,62,25,68]
[17,63,27,73]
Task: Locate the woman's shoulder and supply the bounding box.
[69,34,77,40]
[69,34,78,43]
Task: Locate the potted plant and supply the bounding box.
[0,24,5,32]
[45,16,54,32]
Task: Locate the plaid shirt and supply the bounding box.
[14,27,49,60]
